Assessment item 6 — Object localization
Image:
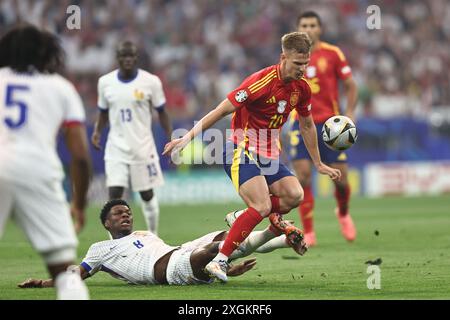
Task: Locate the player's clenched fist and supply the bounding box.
[91,131,102,150]
[316,162,341,180]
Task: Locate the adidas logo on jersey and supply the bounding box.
[265,96,276,104]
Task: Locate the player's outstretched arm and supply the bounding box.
[299,114,341,180]
[163,99,235,157]
[18,266,91,288]
[227,258,257,277]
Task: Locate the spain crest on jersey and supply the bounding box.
[290,92,299,107]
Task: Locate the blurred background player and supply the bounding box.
[288,11,359,246]
[18,199,307,288]
[0,25,91,299]
[164,32,340,282]
[91,41,172,235]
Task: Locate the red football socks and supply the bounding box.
[299,186,314,234]
[270,195,280,214]
[335,184,351,216]
[219,207,264,257]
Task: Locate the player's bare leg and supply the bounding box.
[267,176,308,246]
[330,162,356,241]
[140,189,159,235]
[223,214,308,257]
[225,176,306,253]
[191,240,258,282]
[191,242,224,282]
[255,234,308,255]
[226,222,282,259]
[292,159,316,246]
[200,229,306,281]
[268,175,304,214]
[205,176,270,282]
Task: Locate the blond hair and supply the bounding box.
[281,32,312,54]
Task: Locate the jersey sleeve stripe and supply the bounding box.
[335,48,346,62]
[321,42,346,61]
[62,120,83,127]
[300,78,312,91]
[80,262,92,272]
[248,70,277,91]
[249,74,277,94]
[155,103,166,111]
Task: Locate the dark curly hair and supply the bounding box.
[0,24,65,73]
[296,11,322,27]
[100,199,131,226]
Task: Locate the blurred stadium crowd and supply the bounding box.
[1,0,449,126]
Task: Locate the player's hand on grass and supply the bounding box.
[18,278,44,288]
[71,205,86,234]
[91,131,102,150]
[316,162,341,180]
[227,258,257,277]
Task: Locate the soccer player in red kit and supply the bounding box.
[289,12,358,246]
[164,32,341,282]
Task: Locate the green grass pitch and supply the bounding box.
[1,195,449,300]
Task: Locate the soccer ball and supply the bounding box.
[321,115,357,151]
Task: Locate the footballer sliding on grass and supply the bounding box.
[19,199,307,288]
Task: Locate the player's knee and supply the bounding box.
[299,175,312,188]
[285,188,304,208]
[202,242,220,259]
[294,170,312,187]
[140,189,154,202]
[254,201,272,217]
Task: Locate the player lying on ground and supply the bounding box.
[19,199,307,288]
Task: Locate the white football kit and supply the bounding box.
[81,230,222,285]
[97,69,165,191]
[0,67,84,261]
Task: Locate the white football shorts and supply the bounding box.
[0,178,78,259]
[165,231,224,285]
[105,159,164,192]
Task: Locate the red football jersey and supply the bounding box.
[303,41,352,124]
[227,64,311,159]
